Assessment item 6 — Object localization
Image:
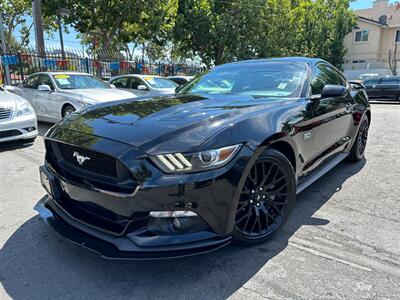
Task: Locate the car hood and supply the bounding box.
[52,93,292,154]
[0,91,29,110]
[59,88,136,102]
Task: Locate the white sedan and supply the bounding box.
[110,74,178,97]
[7,72,136,123]
[0,86,38,143]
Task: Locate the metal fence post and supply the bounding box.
[17,52,25,82]
[85,58,89,74]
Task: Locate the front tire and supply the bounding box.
[62,105,76,118]
[232,148,296,245]
[348,114,369,161]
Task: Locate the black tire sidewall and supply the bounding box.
[63,105,76,118]
[232,148,296,245]
[350,115,369,161]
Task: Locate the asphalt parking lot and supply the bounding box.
[0,103,399,300]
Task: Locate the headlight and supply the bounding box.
[14,102,34,118]
[151,144,241,173]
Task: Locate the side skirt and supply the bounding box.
[296,152,349,194]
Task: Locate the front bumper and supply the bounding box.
[35,195,231,260]
[34,142,253,259]
[0,114,38,143]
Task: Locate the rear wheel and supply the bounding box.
[232,148,296,245]
[62,105,75,118]
[349,114,369,161]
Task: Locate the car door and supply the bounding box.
[129,77,149,96]
[110,76,131,92]
[379,77,400,100]
[18,74,41,104]
[307,63,354,169]
[363,78,382,99]
[32,74,60,119]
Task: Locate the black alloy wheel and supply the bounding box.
[349,114,369,161]
[233,148,296,244]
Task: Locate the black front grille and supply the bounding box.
[55,195,149,235]
[57,143,118,177]
[0,107,12,120]
[0,129,21,138]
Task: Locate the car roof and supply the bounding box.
[222,57,326,67]
[114,74,163,79]
[28,71,91,76]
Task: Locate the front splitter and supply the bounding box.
[34,196,231,260]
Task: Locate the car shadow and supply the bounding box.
[38,121,53,137]
[0,159,366,299]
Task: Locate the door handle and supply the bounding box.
[345,103,352,112]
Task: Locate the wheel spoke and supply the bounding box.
[234,158,292,239]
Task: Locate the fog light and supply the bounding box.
[24,127,36,132]
[149,211,198,218]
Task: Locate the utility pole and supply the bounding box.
[32,0,46,57]
[0,13,12,85]
[56,8,70,60]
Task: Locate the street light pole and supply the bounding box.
[56,8,69,61]
[57,15,65,60]
[0,13,12,85]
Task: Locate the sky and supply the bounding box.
[14,0,399,51]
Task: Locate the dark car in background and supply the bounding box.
[363,76,400,102]
[35,58,371,259]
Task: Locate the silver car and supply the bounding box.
[0,86,38,143]
[10,72,136,122]
[110,74,178,96]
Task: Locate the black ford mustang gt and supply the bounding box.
[35,57,370,259]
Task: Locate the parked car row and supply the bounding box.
[1,72,193,125]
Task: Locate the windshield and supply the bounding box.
[180,61,308,98]
[143,77,178,89]
[52,74,110,90]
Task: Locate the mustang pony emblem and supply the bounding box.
[73,151,91,165]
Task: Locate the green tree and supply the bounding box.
[173,0,263,67]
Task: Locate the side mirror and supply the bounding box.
[109,84,116,89]
[321,85,346,98]
[137,84,148,91]
[38,84,52,92]
[3,85,16,92]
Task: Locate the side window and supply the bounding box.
[39,75,55,90]
[381,77,400,85]
[364,78,380,85]
[310,64,341,95]
[111,77,129,88]
[23,75,40,89]
[130,77,141,89]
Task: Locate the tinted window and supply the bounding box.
[130,77,143,89]
[381,77,400,85]
[111,77,130,88]
[23,75,41,89]
[38,75,54,90]
[364,78,380,85]
[180,62,308,98]
[311,64,343,95]
[169,78,187,85]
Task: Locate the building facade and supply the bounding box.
[343,0,400,79]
